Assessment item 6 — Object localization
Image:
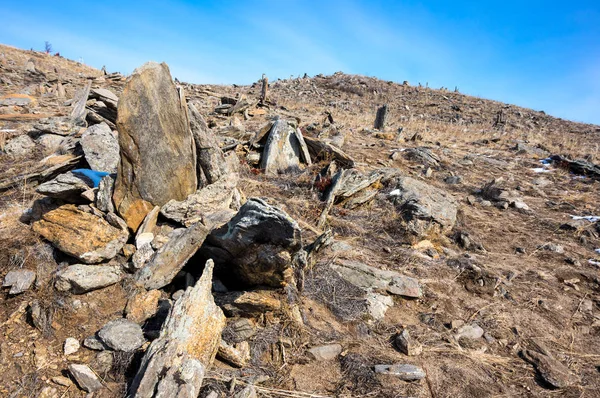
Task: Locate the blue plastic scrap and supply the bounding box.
[72,169,110,188]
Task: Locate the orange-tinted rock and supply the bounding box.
[32,204,128,264]
[113,62,197,231]
[125,289,161,324]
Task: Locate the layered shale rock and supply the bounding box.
[32,205,129,263]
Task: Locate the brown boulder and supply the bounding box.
[32,204,128,264]
[113,62,197,231]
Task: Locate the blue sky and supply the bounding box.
[1,1,599,124]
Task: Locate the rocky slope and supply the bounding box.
[1,43,600,398]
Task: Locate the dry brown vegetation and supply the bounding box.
[1,44,600,397]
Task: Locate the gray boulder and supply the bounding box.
[260,119,310,175]
[389,176,458,235]
[81,122,119,173]
[201,198,302,287]
[97,318,145,352]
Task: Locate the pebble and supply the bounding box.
[64,337,80,355]
[455,323,484,340]
[374,364,426,380]
[308,344,343,361]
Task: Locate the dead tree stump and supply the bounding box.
[374,104,388,130]
[260,74,268,105]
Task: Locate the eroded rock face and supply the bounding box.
[113,62,197,231]
[130,260,225,398]
[389,176,458,235]
[32,205,128,263]
[135,223,209,290]
[201,198,302,287]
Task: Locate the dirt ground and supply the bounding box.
[1,43,599,397]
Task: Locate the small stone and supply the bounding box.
[97,318,145,352]
[374,364,426,381]
[444,175,462,184]
[2,269,36,294]
[52,376,73,387]
[95,351,114,374]
[4,135,35,157]
[83,335,107,351]
[395,330,422,356]
[136,232,154,249]
[217,340,251,367]
[455,323,484,340]
[308,344,343,361]
[125,289,161,323]
[172,290,184,301]
[38,386,59,398]
[68,363,103,392]
[64,337,80,355]
[480,200,492,207]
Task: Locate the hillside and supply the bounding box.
[1,43,600,398]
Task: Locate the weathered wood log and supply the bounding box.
[303,136,354,168]
[374,104,388,130]
[0,155,82,192]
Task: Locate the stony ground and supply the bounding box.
[1,43,600,397]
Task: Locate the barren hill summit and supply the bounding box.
[1,44,600,397]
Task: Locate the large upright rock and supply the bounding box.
[200,198,302,287]
[113,62,197,231]
[260,119,310,175]
[32,205,128,264]
[130,260,225,398]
